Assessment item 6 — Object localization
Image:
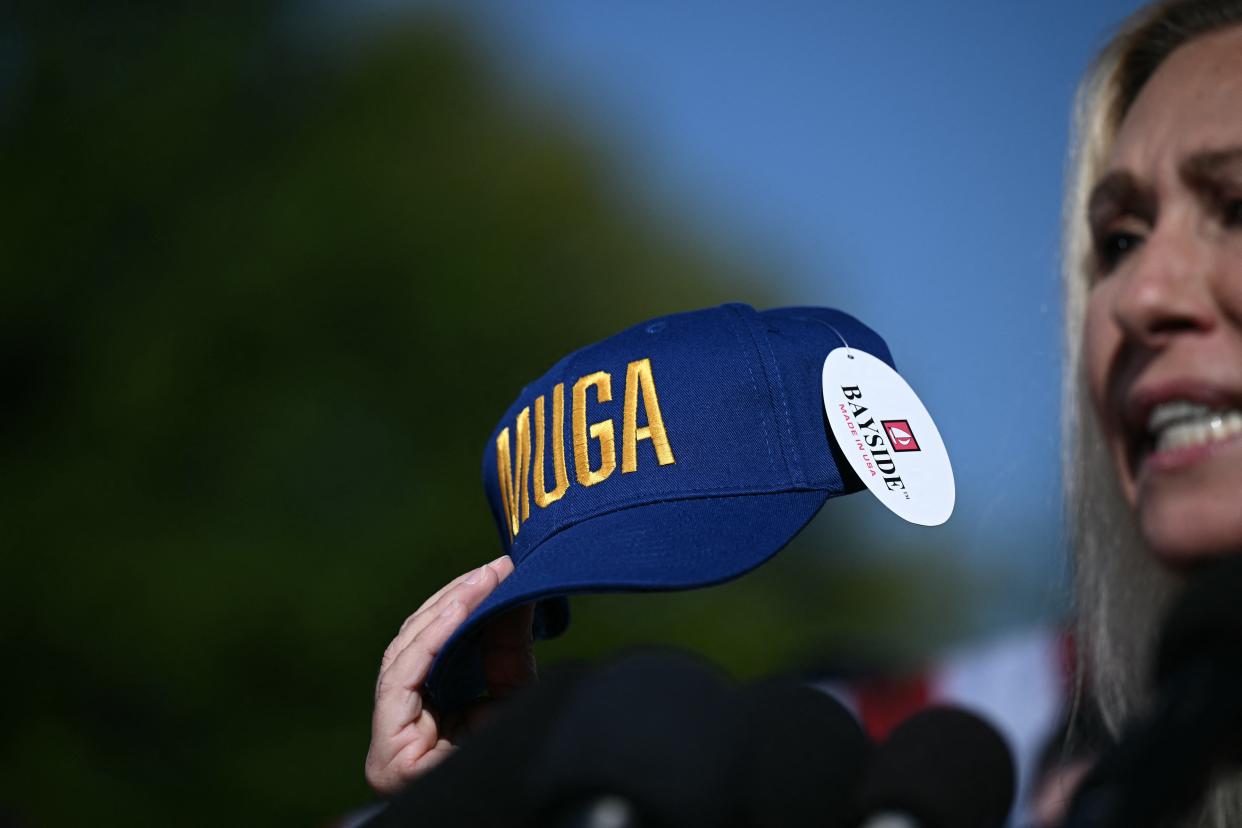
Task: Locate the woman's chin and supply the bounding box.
[1133,452,1242,567]
[1140,501,1242,569]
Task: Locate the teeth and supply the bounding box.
[1150,404,1242,453]
[1147,400,1213,432]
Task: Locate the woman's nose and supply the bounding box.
[1110,220,1217,347]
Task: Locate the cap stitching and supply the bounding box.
[725,307,777,475]
[758,332,804,485]
[731,305,799,484]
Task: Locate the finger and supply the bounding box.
[366,717,447,795]
[489,553,516,581]
[382,557,514,671]
[373,600,466,737]
[412,555,513,619]
[382,557,513,672]
[378,597,465,697]
[409,556,496,619]
[390,568,498,661]
[407,739,456,776]
[381,575,490,674]
[482,603,537,699]
[374,559,520,728]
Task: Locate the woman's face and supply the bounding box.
[1085,24,1242,564]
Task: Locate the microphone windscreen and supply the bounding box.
[738,680,870,828]
[367,662,590,828]
[541,794,661,828]
[526,649,747,828]
[1154,555,1242,684]
[861,705,1015,828]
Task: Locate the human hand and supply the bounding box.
[365,555,536,796]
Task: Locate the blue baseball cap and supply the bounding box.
[426,303,894,709]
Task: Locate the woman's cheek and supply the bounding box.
[1082,287,1138,502]
[1082,289,1117,424]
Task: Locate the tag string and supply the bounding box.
[795,316,854,358]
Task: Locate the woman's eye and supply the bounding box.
[1095,231,1143,272]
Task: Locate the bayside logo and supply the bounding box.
[882,419,920,452]
[822,347,955,527]
[840,386,909,498]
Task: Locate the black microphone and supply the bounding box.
[858,706,1016,828]
[1063,556,1242,828]
[370,651,877,828]
[737,680,872,828]
[523,649,749,828]
[363,662,591,828]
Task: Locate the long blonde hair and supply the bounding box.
[1063,1,1242,823]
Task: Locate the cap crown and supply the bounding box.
[483,303,893,564]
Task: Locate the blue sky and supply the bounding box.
[428,1,1148,626]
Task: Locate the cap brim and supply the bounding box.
[425,488,830,709]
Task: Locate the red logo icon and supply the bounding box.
[882,419,920,452]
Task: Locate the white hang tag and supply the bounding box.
[822,348,955,526]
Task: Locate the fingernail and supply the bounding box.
[465,566,484,585]
[439,600,461,619]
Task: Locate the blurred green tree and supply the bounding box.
[0,4,974,826]
[0,4,756,824]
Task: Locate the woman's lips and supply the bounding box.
[1122,380,1242,483]
[1141,428,1242,477]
